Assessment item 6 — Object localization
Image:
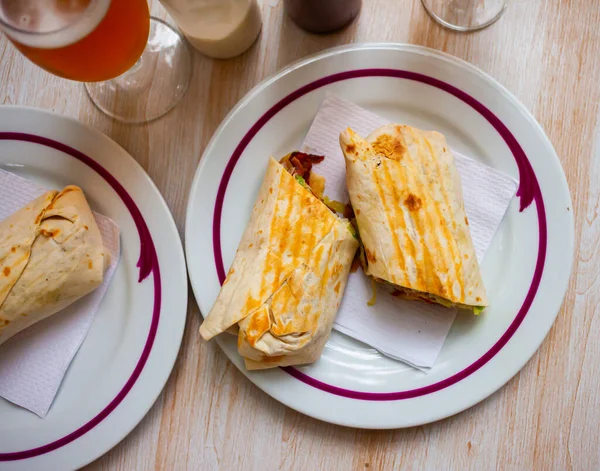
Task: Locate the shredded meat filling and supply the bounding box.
[280,152,346,217]
[390,287,436,305]
[280,151,325,183]
[387,282,482,310]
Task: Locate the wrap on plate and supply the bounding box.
[340,124,488,313]
[0,186,107,346]
[199,156,359,369]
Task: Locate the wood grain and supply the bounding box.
[1,0,599,469]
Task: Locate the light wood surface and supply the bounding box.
[1,0,599,469]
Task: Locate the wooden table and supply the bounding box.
[1,0,599,469]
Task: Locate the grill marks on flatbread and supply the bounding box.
[340,125,487,310]
[199,158,358,369]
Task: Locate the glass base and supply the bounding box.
[421,0,507,32]
[85,17,192,124]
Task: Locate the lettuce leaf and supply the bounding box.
[322,196,347,215]
[295,174,309,189]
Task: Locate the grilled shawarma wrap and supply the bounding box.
[340,125,487,313]
[199,156,358,369]
[0,186,108,346]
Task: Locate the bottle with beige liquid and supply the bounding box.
[159,0,262,59]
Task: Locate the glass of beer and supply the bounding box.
[0,0,192,123]
[421,0,507,32]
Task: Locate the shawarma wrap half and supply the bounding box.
[0,186,107,346]
[199,155,358,369]
[340,124,487,313]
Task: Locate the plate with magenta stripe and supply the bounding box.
[185,44,573,428]
[0,107,187,469]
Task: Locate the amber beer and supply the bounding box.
[0,0,150,82]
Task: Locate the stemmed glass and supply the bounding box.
[421,0,507,32]
[0,0,192,123]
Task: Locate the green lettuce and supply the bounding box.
[295,175,309,189]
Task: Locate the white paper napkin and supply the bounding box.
[301,94,518,370]
[0,169,120,417]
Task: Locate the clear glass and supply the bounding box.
[85,18,192,124]
[0,0,191,123]
[421,0,507,32]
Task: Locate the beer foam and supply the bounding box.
[0,0,110,49]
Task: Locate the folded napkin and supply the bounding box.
[301,94,518,370]
[0,169,120,417]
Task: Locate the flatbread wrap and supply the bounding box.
[199,156,359,369]
[340,124,488,312]
[0,186,107,346]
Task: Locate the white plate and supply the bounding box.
[0,107,187,469]
[186,44,573,429]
